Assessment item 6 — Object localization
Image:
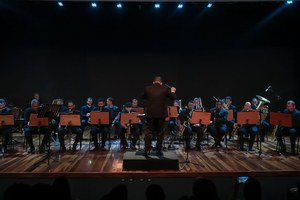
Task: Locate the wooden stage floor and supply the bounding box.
[1,132,300,178]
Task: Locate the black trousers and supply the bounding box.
[144,117,165,152]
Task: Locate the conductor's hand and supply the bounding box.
[171,87,176,93]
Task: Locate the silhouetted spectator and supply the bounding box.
[3,183,32,200]
[146,184,165,200]
[191,177,220,200]
[53,176,71,200]
[32,183,54,200]
[244,178,262,200]
[101,184,128,200]
[287,181,300,200]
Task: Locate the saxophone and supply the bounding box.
[178,109,192,137]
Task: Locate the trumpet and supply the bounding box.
[178,109,193,137]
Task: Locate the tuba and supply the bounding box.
[256,95,270,123]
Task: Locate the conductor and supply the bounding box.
[142,76,176,156]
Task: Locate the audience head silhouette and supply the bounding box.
[192,177,220,200]
[146,184,165,200]
[244,178,262,200]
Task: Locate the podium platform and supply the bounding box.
[123,151,179,171]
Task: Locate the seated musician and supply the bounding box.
[252,97,270,142]
[275,100,300,155]
[178,100,203,151]
[131,98,144,136]
[80,97,96,127]
[90,98,110,151]
[237,102,259,151]
[0,98,12,152]
[23,99,51,153]
[51,99,68,141]
[225,96,237,140]
[118,102,140,150]
[58,100,83,152]
[209,99,228,148]
[166,100,180,150]
[193,97,205,111]
[105,97,119,128]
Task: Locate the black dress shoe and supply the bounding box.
[72,146,77,152]
[156,151,163,156]
[59,147,66,153]
[143,151,149,157]
[39,146,45,153]
[28,148,35,154]
[91,147,99,151]
[101,147,107,151]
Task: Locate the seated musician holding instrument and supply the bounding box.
[166,100,180,150]
[178,100,203,151]
[275,100,300,155]
[58,100,83,152]
[225,96,237,140]
[209,99,228,148]
[23,99,51,153]
[132,98,145,138]
[238,102,259,151]
[118,102,140,151]
[252,97,270,142]
[90,98,110,151]
[80,97,96,127]
[0,98,12,152]
[105,97,120,130]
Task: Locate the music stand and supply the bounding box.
[237,111,261,154]
[36,104,61,168]
[179,111,209,170]
[191,112,211,147]
[0,114,14,156]
[270,112,293,151]
[60,114,81,150]
[90,111,110,149]
[120,113,140,149]
[0,114,14,126]
[191,111,211,125]
[270,112,292,127]
[227,110,234,121]
[165,106,179,150]
[167,106,179,118]
[131,108,144,115]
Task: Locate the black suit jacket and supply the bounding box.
[141,83,176,118]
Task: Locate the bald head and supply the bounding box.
[244,102,252,111]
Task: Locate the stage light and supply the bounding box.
[58,2,63,7]
[91,2,97,8]
[117,3,122,8]
[177,4,183,9]
[286,1,293,4]
[154,3,160,8]
[207,3,212,8]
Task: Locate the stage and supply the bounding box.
[1,131,300,200]
[1,131,299,178]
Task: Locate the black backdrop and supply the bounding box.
[0,1,299,111]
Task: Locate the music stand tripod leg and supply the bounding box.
[179,136,203,170]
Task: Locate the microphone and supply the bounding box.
[265,85,271,92]
[164,84,172,89]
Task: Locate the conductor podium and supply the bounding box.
[123,110,179,171]
[123,151,179,171]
